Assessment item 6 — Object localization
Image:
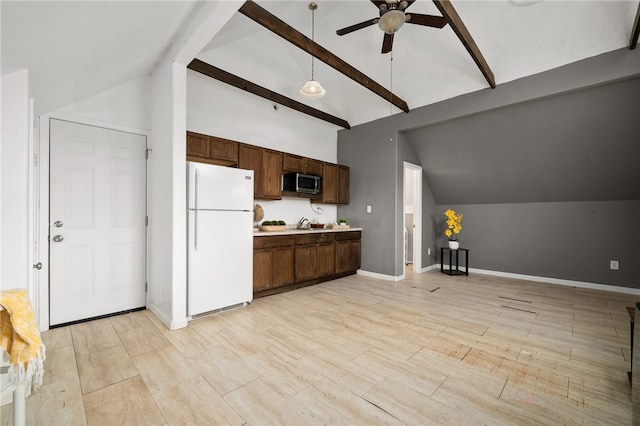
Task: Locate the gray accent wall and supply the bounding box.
[337,48,640,287]
[435,201,640,288]
[336,119,398,275]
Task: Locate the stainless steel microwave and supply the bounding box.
[282,172,320,194]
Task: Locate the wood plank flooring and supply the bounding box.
[2,268,637,425]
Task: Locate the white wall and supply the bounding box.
[1,69,30,291]
[187,70,339,225]
[34,76,153,330]
[148,61,188,330]
[53,77,151,132]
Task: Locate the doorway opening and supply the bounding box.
[403,162,422,273]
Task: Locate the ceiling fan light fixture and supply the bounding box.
[378,9,405,34]
[300,79,326,98]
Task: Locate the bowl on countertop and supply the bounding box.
[310,223,325,229]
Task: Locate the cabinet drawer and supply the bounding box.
[334,231,361,242]
[254,235,295,249]
[295,232,335,245]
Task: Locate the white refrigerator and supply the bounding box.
[187,161,254,317]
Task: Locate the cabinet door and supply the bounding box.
[316,242,335,277]
[210,136,238,166]
[272,246,294,288]
[238,144,262,198]
[186,131,210,159]
[283,153,304,173]
[253,249,273,292]
[337,165,349,204]
[261,149,283,200]
[295,245,316,282]
[335,241,351,274]
[303,158,323,176]
[349,240,361,271]
[322,163,338,204]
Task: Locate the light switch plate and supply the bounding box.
[366,205,372,213]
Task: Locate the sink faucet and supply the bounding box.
[298,217,309,228]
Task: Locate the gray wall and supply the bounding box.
[408,76,640,204]
[337,48,640,287]
[435,201,640,288]
[337,119,398,275]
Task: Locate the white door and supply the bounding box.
[49,119,147,326]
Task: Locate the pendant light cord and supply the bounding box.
[389,51,394,117]
[311,6,316,80]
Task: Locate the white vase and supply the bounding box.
[448,240,459,250]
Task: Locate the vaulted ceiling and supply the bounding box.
[2,1,639,126]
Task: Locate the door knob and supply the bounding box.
[33,262,42,270]
[54,221,63,228]
[53,235,64,242]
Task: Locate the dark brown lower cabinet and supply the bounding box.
[335,231,361,274]
[254,230,360,297]
[294,245,316,283]
[316,242,335,277]
[253,235,295,293]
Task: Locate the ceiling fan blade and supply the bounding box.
[405,13,448,28]
[336,18,378,36]
[381,32,394,53]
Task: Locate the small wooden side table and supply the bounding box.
[440,247,469,276]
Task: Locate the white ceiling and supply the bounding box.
[2,1,638,125]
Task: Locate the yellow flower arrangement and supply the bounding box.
[444,209,463,241]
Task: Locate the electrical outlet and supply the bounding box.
[366,205,372,214]
[427,248,431,256]
[610,260,619,270]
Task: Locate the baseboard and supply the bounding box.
[147,303,188,331]
[418,264,440,273]
[442,265,640,295]
[357,269,404,282]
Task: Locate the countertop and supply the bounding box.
[254,227,362,237]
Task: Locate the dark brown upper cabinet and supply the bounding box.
[186,131,238,166]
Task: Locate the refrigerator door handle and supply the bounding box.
[194,168,199,210]
[194,210,199,251]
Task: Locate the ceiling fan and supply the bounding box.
[336,0,448,54]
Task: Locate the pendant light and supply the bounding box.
[300,2,326,98]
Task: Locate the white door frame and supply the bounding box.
[403,162,422,273]
[37,113,150,331]
[28,98,40,323]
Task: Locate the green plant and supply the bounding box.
[338,218,348,224]
[262,220,286,226]
[444,209,463,241]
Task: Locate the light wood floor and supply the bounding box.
[3,268,637,425]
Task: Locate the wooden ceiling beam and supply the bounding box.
[238,0,410,113]
[630,1,640,49]
[188,59,351,129]
[433,0,496,89]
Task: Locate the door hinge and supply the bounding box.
[145,216,149,226]
[145,148,152,159]
[33,153,39,167]
[145,282,148,292]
